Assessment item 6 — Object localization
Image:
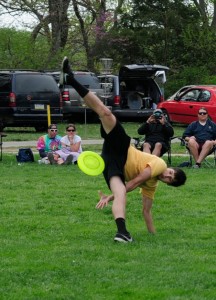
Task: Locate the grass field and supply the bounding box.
[2,122,186,141]
[1,153,215,300]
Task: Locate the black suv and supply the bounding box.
[47,71,104,122]
[0,70,63,131]
[98,64,169,120]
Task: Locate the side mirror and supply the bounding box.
[174,96,180,101]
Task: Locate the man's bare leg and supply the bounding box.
[143,142,151,153]
[62,57,116,134]
[197,140,214,164]
[82,91,116,134]
[187,139,199,162]
[110,176,126,219]
[152,142,163,156]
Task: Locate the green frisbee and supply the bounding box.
[77,151,105,176]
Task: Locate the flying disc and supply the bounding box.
[77,151,105,176]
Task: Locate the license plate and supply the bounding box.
[34,104,45,110]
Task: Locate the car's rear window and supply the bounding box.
[15,74,59,93]
[0,74,11,92]
[74,74,101,89]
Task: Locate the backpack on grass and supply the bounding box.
[16,148,34,163]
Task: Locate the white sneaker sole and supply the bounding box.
[114,236,133,243]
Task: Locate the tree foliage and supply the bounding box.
[0,28,51,69]
[1,0,216,89]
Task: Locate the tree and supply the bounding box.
[70,0,129,71]
[0,28,50,68]
[0,0,70,60]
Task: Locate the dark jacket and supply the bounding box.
[137,121,174,146]
[182,119,216,143]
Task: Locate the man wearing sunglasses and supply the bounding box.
[37,124,62,162]
[183,107,216,168]
[60,57,187,243]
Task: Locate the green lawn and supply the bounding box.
[0,154,215,300]
[2,122,186,141]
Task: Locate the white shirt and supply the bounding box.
[60,135,82,153]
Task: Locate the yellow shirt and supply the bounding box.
[124,145,167,200]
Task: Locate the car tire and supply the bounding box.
[162,111,172,123]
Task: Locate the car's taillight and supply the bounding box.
[114,95,120,106]
[62,89,70,101]
[9,92,16,107]
[60,94,63,107]
[160,95,165,102]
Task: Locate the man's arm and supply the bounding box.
[125,167,152,193]
[162,122,174,138]
[96,167,152,209]
[182,122,195,139]
[142,195,155,233]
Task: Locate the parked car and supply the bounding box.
[166,85,195,100]
[157,85,216,124]
[47,71,104,122]
[0,70,63,131]
[98,64,169,120]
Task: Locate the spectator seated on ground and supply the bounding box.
[137,109,174,157]
[37,124,62,164]
[51,124,82,165]
[182,107,216,168]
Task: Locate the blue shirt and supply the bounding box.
[183,120,216,143]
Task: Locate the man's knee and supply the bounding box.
[99,107,114,119]
[188,139,198,150]
[204,140,212,147]
[143,143,151,150]
[154,142,162,149]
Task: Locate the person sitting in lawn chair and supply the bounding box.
[182,107,216,168]
[137,109,174,157]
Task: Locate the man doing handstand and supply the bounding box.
[61,57,187,243]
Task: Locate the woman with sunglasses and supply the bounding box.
[54,124,82,164]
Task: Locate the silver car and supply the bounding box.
[47,71,104,121]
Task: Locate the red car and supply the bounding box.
[157,85,216,124]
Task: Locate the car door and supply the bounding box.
[165,88,207,123]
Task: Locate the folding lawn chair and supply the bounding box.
[180,139,216,167]
[133,136,177,165]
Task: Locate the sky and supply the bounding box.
[0,11,36,30]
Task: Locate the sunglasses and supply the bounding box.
[67,129,75,132]
[198,112,207,115]
[50,129,58,132]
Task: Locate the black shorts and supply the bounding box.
[100,121,131,189]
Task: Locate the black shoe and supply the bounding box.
[63,154,73,165]
[114,232,133,243]
[192,163,201,168]
[59,57,73,85]
[62,56,73,74]
[48,153,57,165]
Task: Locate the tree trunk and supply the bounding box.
[48,0,70,55]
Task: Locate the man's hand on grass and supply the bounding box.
[95,191,113,209]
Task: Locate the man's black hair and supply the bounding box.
[48,123,57,129]
[168,167,187,187]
